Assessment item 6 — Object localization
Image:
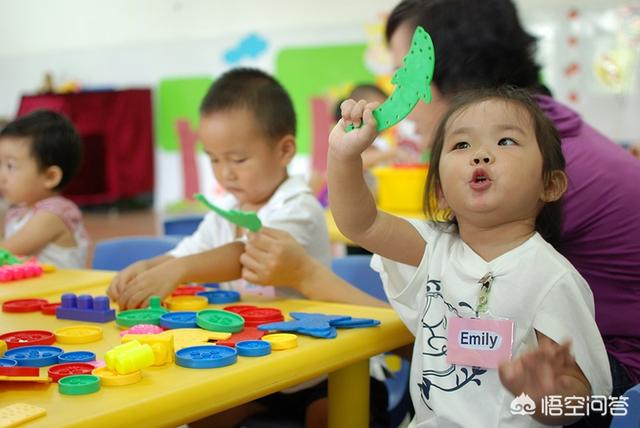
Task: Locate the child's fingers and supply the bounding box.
[340,99,356,118]
[241,266,259,284]
[347,100,368,126]
[239,251,262,273]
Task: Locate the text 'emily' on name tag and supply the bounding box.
[446,316,515,369]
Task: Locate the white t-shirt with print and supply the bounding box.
[371,219,612,428]
[169,175,331,299]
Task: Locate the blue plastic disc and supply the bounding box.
[58,351,96,363]
[176,345,237,369]
[160,311,198,329]
[236,340,271,357]
[5,345,64,367]
[197,290,240,304]
[0,358,18,367]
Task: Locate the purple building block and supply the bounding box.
[56,294,115,323]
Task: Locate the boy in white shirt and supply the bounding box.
[107,68,331,309]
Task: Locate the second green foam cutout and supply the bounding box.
[194,193,262,232]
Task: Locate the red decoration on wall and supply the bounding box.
[176,119,200,201]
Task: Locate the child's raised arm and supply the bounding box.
[328,100,424,266]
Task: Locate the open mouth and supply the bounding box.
[470,168,492,189]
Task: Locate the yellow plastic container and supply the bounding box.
[372,166,428,213]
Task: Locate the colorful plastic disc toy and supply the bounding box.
[48,363,95,383]
[176,345,237,369]
[196,310,244,333]
[0,358,18,367]
[92,366,142,386]
[58,351,96,363]
[237,307,284,327]
[4,345,64,367]
[159,311,198,329]
[58,374,101,395]
[197,290,240,304]
[262,333,298,351]
[236,340,271,357]
[0,330,55,349]
[165,295,208,311]
[40,302,61,315]
[2,299,48,313]
[54,325,103,344]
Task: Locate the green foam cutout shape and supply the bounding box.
[346,26,435,132]
[194,193,262,232]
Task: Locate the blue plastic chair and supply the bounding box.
[331,255,412,427]
[92,235,182,271]
[331,255,388,303]
[162,215,204,236]
[611,383,640,428]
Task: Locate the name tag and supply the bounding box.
[446,316,514,368]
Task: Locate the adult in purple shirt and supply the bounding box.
[386,0,639,415]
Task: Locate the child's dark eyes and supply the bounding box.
[498,137,517,146]
[231,158,247,164]
[452,142,470,150]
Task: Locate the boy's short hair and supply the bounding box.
[200,68,296,141]
[0,110,82,190]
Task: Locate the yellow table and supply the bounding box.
[0,269,115,304]
[0,281,413,428]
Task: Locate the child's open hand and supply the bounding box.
[114,263,179,310]
[499,335,590,406]
[329,99,379,160]
[106,260,149,302]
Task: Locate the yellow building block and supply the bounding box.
[122,333,175,365]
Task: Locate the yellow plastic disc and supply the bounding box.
[0,339,6,356]
[165,295,208,311]
[55,325,103,344]
[165,328,231,351]
[262,333,298,350]
[92,366,142,386]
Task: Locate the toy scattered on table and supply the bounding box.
[58,374,101,395]
[236,340,271,357]
[41,302,61,315]
[345,26,435,133]
[0,330,55,349]
[58,351,96,363]
[176,344,238,369]
[121,333,175,366]
[105,340,154,374]
[194,193,262,232]
[54,325,103,344]
[258,312,380,339]
[0,403,46,427]
[0,249,46,282]
[92,366,142,386]
[0,366,38,377]
[224,304,258,314]
[164,328,231,351]
[4,345,63,367]
[196,309,244,333]
[160,311,198,329]
[48,362,95,383]
[165,295,208,311]
[217,327,265,348]
[171,284,207,296]
[0,339,6,356]
[116,296,168,328]
[119,324,164,336]
[2,298,48,313]
[235,306,284,327]
[56,294,115,323]
[262,333,298,350]
[197,289,240,304]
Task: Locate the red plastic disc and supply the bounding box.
[223,305,256,314]
[0,330,55,349]
[237,307,284,327]
[171,285,206,296]
[2,298,48,313]
[41,302,61,315]
[0,366,39,377]
[48,363,95,383]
